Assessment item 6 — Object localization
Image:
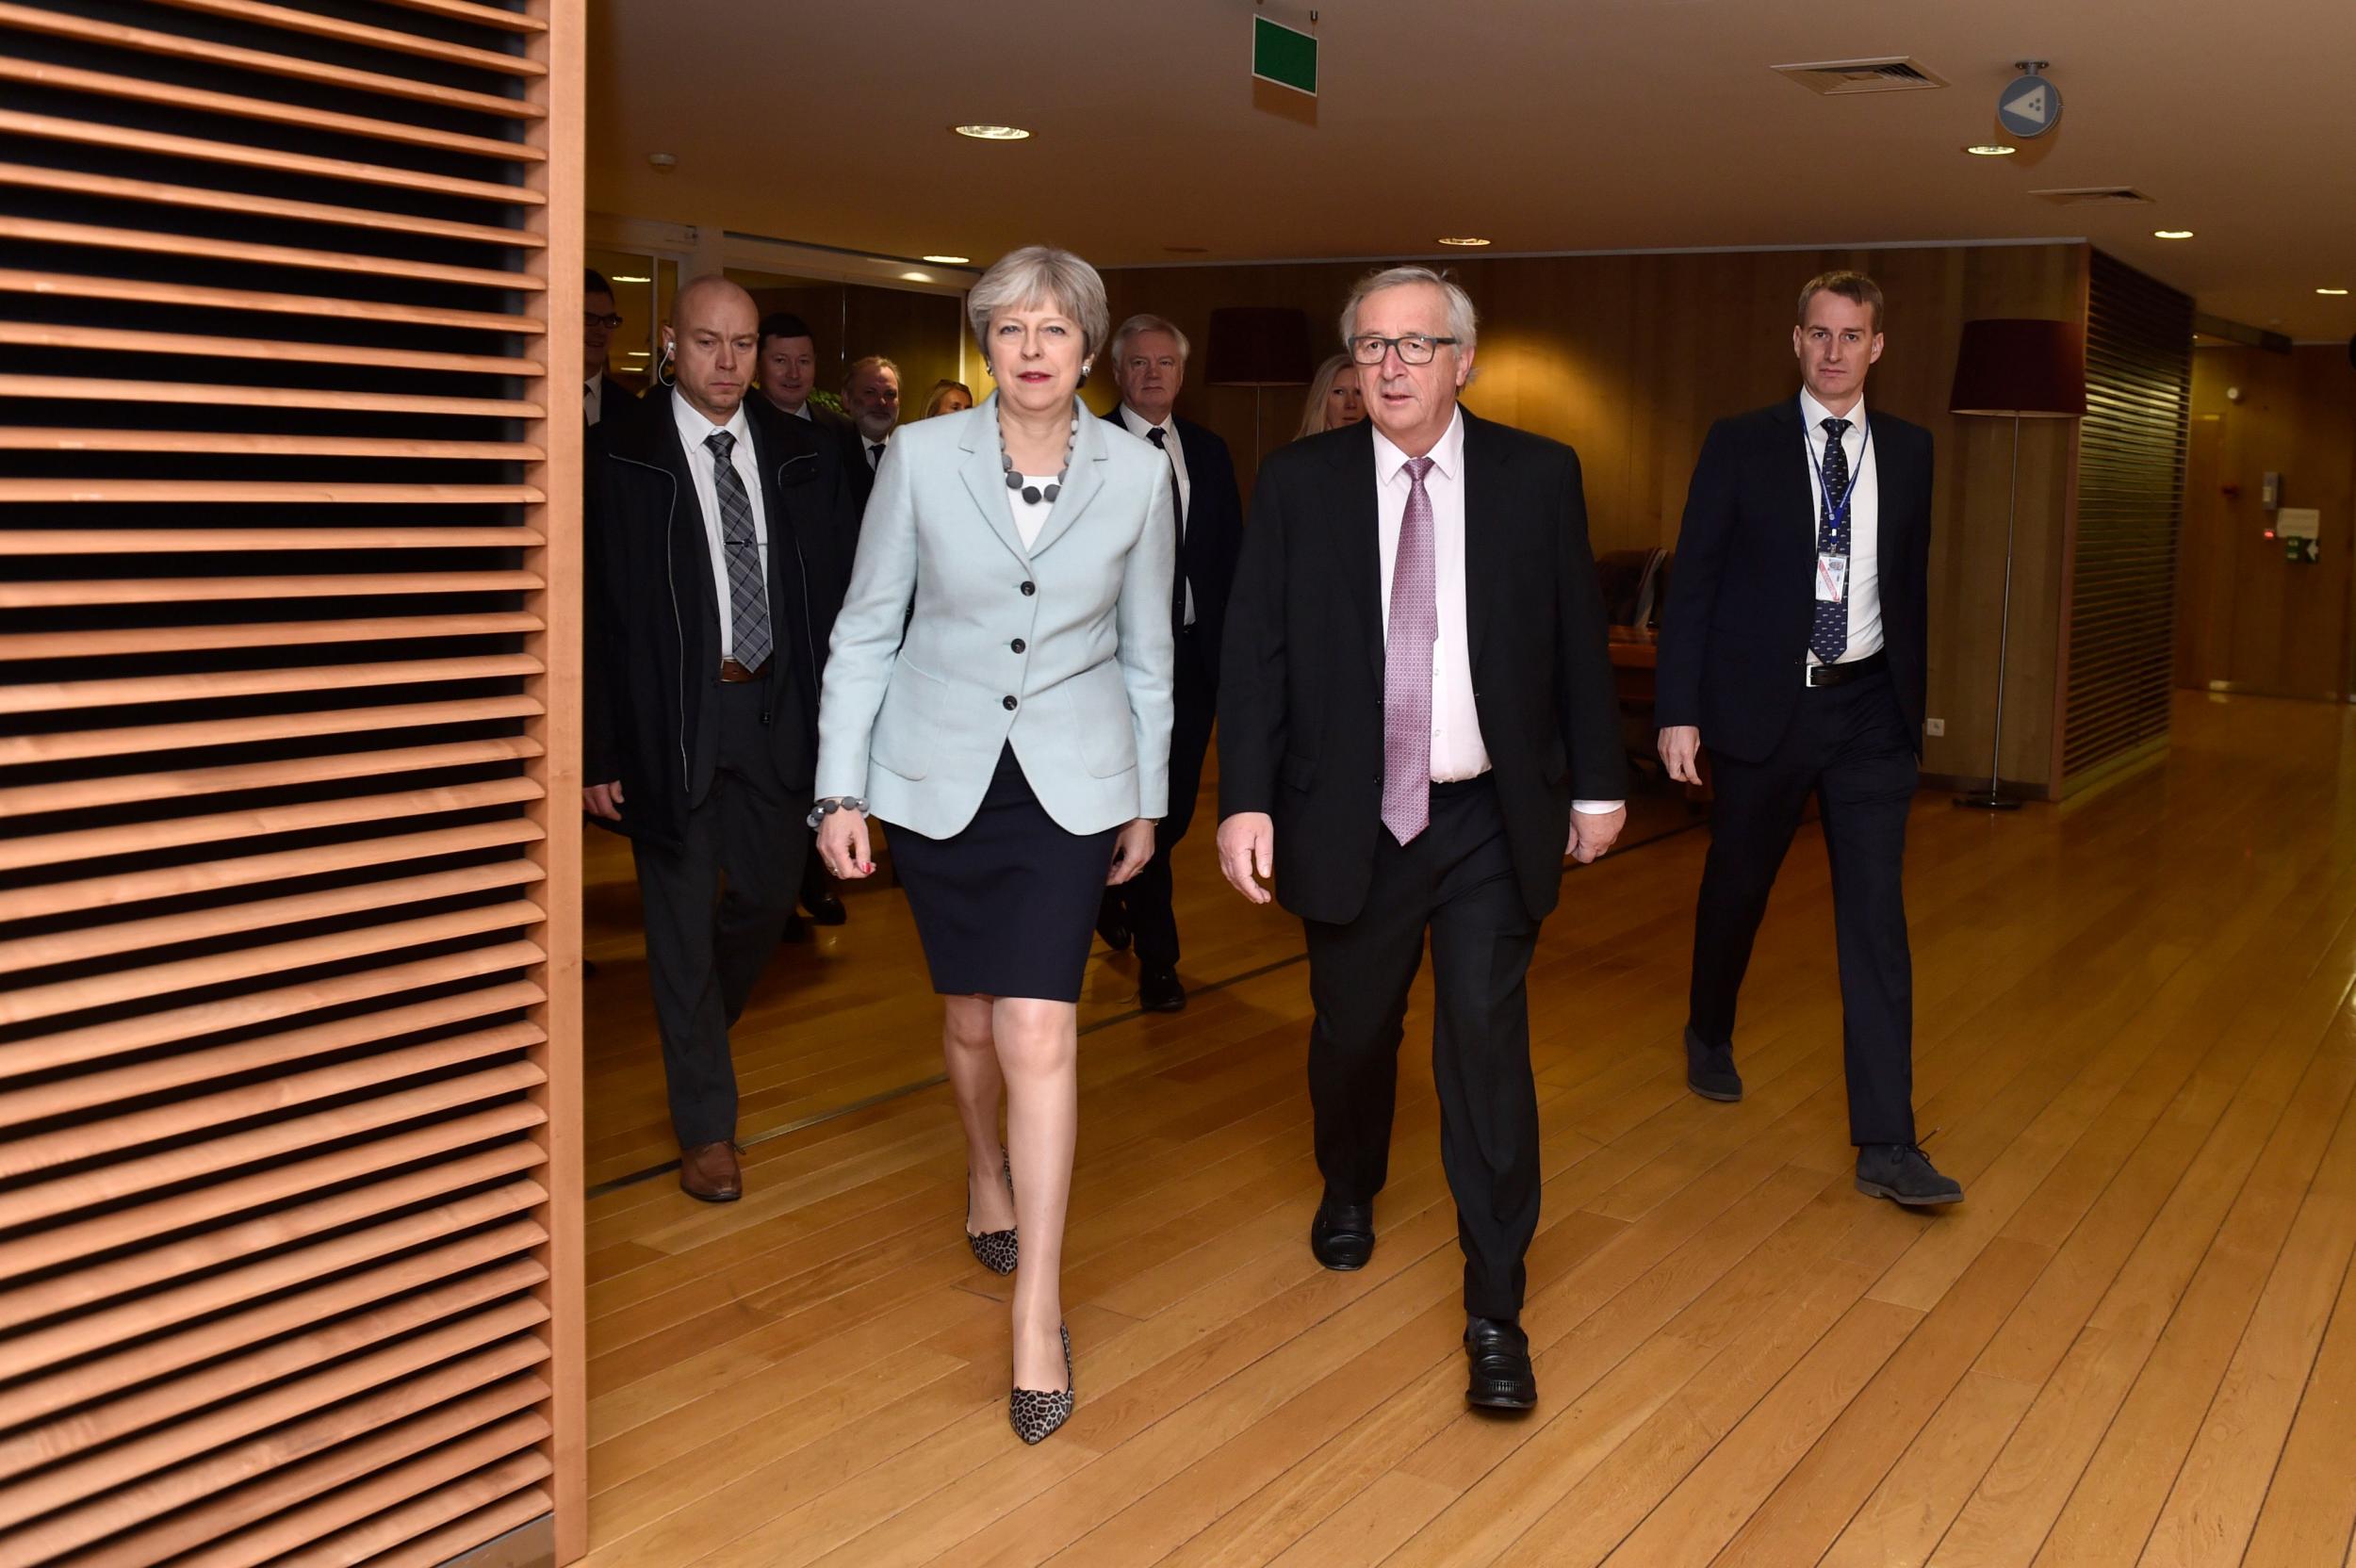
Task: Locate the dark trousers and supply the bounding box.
[1302,779,1543,1319]
[630,680,810,1149]
[1689,665,1917,1146]
[1103,627,1215,971]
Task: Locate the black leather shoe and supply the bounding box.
[781,914,810,943]
[804,890,847,926]
[1095,898,1131,954]
[1856,1144,1964,1206]
[1464,1315,1537,1410]
[1684,1025,1742,1102]
[1309,1195,1376,1270]
[1139,967,1186,1012]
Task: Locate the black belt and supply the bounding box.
[1430,772,1494,798]
[1805,650,1887,689]
[718,657,769,684]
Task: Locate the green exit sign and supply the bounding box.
[1252,15,1317,96]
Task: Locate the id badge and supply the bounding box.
[1815,552,1849,603]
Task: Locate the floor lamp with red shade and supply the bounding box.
[1947,318,2087,809]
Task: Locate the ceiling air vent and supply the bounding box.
[1772,57,1949,95]
[2031,187,2157,205]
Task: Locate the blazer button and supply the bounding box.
[1011,638,1026,653]
[1020,580,1036,596]
[1003,695,1018,710]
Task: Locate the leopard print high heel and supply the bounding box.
[1009,1322,1074,1445]
[965,1151,1017,1276]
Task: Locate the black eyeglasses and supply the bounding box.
[585,311,623,330]
[1349,333,1458,367]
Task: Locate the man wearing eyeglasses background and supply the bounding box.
[1216,265,1626,1411]
[584,268,642,433]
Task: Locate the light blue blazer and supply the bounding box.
[814,393,1176,838]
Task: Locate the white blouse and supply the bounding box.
[1006,476,1057,550]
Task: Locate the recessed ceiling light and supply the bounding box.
[2318,287,2350,296]
[953,124,1030,140]
[899,271,934,284]
[621,351,648,358]
[921,254,971,266]
[609,273,652,284]
[2152,230,2194,240]
[1965,143,2018,156]
[1436,237,1492,248]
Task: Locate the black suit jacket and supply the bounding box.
[584,389,859,848]
[1654,398,1934,763]
[1218,412,1627,925]
[1103,406,1246,685]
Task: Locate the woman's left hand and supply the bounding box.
[1105,818,1156,886]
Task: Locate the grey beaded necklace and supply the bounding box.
[1000,410,1080,505]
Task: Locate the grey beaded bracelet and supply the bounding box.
[805,795,867,831]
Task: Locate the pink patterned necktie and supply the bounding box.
[1382,456,1438,844]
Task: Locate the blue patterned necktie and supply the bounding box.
[704,430,773,671]
[1809,416,1852,664]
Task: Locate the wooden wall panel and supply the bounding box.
[2061,251,2194,784]
[2176,344,2356,699]
[0,0,582,1562]
[1097,242,2085,791]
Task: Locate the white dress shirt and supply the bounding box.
[863,431,890,471]
[1372,409,1620,814]
[1798,386,1883,671]
[669,394,770,663]
[1119,404,1195,625]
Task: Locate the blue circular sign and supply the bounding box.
[1997,74,2062,139]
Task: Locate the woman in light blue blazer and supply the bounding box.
[810,245,1174,1444]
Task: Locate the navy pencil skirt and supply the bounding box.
[884,744,1120,1003]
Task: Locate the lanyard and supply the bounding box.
[1808,413,1871,537]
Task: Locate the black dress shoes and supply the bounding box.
[1464,1315,1538,1410]
[1684,1025,1743,1102]
[1138,967,1186,1012]
[1856,1144,1965,1206]
[1309,1195,1376,1270]
[803,890,847,926]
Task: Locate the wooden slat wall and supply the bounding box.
[0,0,582,1563]
[2060,250,2194,784]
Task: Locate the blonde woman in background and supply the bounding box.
[915,378,975,419]
[1295,351,1366,437]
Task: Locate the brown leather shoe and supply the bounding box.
[679,1140,743,1202]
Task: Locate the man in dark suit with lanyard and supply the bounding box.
[1654,270,1962,1208]
[1095,313,1245,1011]
[1219,266,1627,1409]
[583,276,857,1202]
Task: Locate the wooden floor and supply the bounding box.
[579,692,2356,1568]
